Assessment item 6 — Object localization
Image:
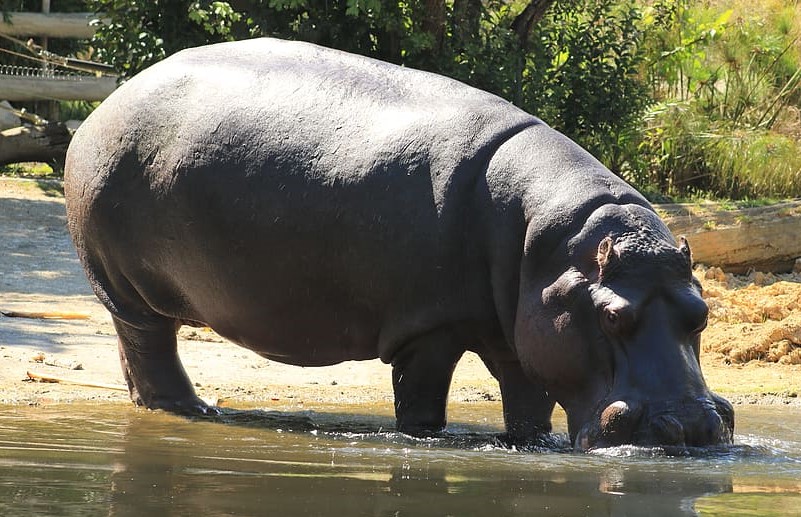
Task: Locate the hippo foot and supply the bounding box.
[396,423,446,439]
[496,429,562,450]
[135,395,221,417]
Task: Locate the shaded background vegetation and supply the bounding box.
[3,0,801,201]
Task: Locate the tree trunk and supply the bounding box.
[422,0,447,56]
[511,0,557,51]
[657,200,801,273]
[0,124,70,170]
[0,12,96,39]
[452,0,482,46]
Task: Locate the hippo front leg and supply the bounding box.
[391,330,464,436]
[482,355,555,446]
[113,315,215,416]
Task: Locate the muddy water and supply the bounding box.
[0,403,798,516]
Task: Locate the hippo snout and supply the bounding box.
[575,400,643,450]
[576,397,734,450]
[640,398,732,447]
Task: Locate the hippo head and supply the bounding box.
[514,204,734,450]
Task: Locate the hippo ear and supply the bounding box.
[596,236,617,272]
[678,236,692,262]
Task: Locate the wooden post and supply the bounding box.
[39,0,60,122]
[0,12,96,39]
[0,73,117,101]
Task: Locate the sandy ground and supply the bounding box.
[1,177,799,412]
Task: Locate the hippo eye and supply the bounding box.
[601,305,631,336]
[679,287,710,335]
[691,311,709,335]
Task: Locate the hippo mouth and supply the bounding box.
[574,394,735,451]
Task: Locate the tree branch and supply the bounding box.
[511,0,557,50]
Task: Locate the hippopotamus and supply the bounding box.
[64,37,734,450]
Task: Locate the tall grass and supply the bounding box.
[632,0,801,199]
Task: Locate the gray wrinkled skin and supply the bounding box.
[64,38,733,449]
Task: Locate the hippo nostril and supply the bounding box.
[598,400,642,445]
[600,401,631,428]
[650,414,685,446]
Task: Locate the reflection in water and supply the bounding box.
[0,404,798,516]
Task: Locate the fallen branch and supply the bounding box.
[26,371,128,391]
[1,310,90,320]
[0,123,71,168]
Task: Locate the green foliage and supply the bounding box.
[0,162,55,177]
[85,0,649,178]
[58,101,99,121]
[61,0,801,199]
[634,0,801,199]
[187,1,242,37]
[525,0,650,172]
[421,1,520,101]
[637,101,801,198]
[87,0,248,76]
[2,0,800,201]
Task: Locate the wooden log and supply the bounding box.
[656,200,801,273]
[0,123,70,167]
[0,74,117,101]
[0,12,96,39]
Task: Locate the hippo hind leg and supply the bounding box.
[391,329,464,436]
[113,314,215,416]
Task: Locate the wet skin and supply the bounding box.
[64,38,733,449]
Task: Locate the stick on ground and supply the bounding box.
[2,310,90,320]
[26,371,127,391]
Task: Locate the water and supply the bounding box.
[0,403,798,516]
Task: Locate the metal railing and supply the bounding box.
[0,64,92,80]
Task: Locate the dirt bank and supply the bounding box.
[1,177,798,411]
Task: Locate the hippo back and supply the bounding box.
[65,38,543,365]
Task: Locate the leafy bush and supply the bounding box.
[12,0,801,200]
[634,0,801,199]
[87,0,244,76]
[524,0,650,173]
[86,0,651,179]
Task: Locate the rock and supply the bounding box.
[704,266,727,283]
[64,119,82,134]
[0,101,21,131]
